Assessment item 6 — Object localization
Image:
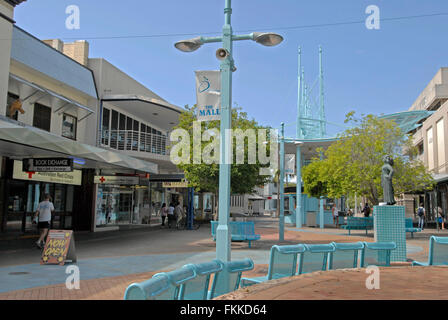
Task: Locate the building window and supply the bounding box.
[33,103,51,132]
[6,92,20,120]
[62,114,77,140]
[102,107,110,145]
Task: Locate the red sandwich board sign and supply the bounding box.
[40,230,77,266]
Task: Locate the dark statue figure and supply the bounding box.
[381,155,396,205]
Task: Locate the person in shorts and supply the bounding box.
[34,194,54,248]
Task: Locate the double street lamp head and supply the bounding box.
[174,36,202,52]
[252,32,284,47]
[174,32,283,52]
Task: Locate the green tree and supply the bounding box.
[302,113,434,205]
[170,105,273,216]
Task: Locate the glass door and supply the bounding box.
[6,181,27,233]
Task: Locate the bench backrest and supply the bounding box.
[123,273,172,300]
[428,236,448,265]
[361,242,396,267]
[329,242,364,269]
[152,265,197,300]
[209,258,254,299]
[210,221,256,237]
[299,244,335,274]
[180,260,223,300]
[267,244,306,280]
[405,218,414,228]
[346,217,373,227]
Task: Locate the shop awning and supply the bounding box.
[0,119,158,173]
[10,74,95,122]
[102,94,183,131]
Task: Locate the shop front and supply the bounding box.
[1,159,82,233]
[94,175,151,230]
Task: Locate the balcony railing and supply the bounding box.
[102,129,167,155]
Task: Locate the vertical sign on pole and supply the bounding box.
[195,71,221,122]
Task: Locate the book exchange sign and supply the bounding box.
[23,158,74,172]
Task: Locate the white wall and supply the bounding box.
[0,2,14,116]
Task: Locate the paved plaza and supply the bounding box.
[0,215,445,300]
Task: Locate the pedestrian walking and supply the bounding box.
[160,203,167,226]
[34,194,54,249]
[361,203,371,218]
[175,202,185,228]
[167,203,175,228]
[417,203,425,230]
[332,204,339,227]
[437,206,445,230]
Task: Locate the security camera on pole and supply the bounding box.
[174,0,283,264]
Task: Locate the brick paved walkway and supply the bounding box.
[0,221,438,300]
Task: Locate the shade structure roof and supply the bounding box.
[379,110,434,134]
[102,94,183,131]
[0,119,158,173]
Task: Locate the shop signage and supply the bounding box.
[285,154,295,174]
[162,181,189,188]
[13,160,82,185]
[94,175,139,185]
[40,230,77,266]
[22,158,73,172]
[195,70,221,122]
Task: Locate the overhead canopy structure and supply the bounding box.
[9,74,95,121]
[379,110,434,134]
[102,94,183,131]
[0,119,158,173]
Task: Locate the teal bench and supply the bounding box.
[329,242,365,269]
[241,244,306,287]
[209,258,254,299]
[211,221,261,248]
[181,260,223,300]
[123,273,172,300]
[412,236,448,266]
[341,217,373,235]
[361,241,396,267]
[300,244,335,274]
[405,218,422,238]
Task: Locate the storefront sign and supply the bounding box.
[195,70,221,122]
[40,230,77,266]
[13,160,82,185]
[22,158,73,172]
[94,175,139,185]
[162,181,188,188]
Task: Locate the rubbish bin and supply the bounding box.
[307,211,317,227]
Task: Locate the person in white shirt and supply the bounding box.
[34,194,54,248]
[167,203,175,228]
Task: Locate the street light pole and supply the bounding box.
[279,122,285,242]
[216,0,233,262]
[174,1,283,263]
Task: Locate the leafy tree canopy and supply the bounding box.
[171,105,272,195]
[302,113,434,205]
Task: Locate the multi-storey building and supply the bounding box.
[407,68,448,223]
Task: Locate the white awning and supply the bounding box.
[10,74,95,121]
[0,119,158,173]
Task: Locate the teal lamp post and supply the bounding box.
[175,0,283,262]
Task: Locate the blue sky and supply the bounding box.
[14,0,448,138]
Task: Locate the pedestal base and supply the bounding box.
[373,205,406,262]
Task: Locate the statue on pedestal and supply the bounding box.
[381,155,396,205]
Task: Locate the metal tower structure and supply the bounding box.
[297,46,326,140]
